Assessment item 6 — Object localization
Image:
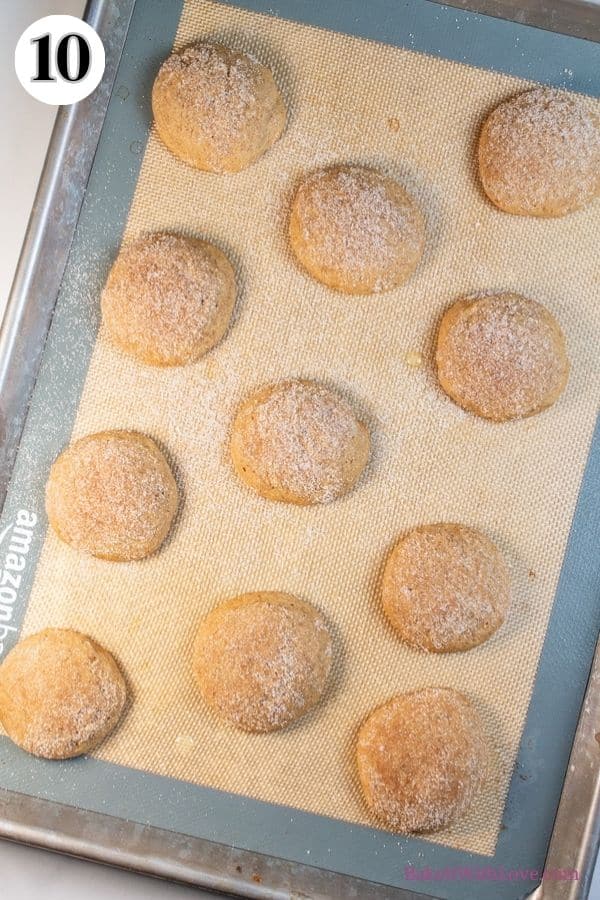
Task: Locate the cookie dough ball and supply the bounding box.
[0,629,127,759]
[382,524,510,653]
[152,42,286,173]
[46,430,178,561]
[436,292,569,421]
[101,233,236,366]
[193,592,332,732]
[289,165,425,294]
[231,379,370,505]
[478,88,600,217]
[357,689,489,832]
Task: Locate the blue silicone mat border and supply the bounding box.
[1,2,599,898]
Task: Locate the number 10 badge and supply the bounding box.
[15,15,105,106]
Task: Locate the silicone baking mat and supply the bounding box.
[1,1,599,897]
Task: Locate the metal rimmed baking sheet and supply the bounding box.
[0,2,599,897]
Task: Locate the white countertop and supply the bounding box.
[1,3,598,899]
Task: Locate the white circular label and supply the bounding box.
[14,15,105,106]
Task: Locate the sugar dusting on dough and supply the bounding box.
[291,165,424,292]
[357,689,490,833]
[383,524,510,653]
[194,595,333,732]
[153,41,285,173]
[160,43,257,153]
[436,293,569,421]
[46,432,178,560]
[101,233,235,366]
[0,630,126,760]
[234,380,368,504]
[479,88,600,216]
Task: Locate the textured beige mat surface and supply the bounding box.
[18,0,600,855]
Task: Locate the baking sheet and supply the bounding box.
[1,1,599,897]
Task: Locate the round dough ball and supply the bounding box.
[357,688,489,833]
[152,41,286,173]
[0,629,127,759]
[436,292,569,421]
[46,430,179,561]
[230,379,370,505]
[193,592,332,732]
[289,164,425,294]
[478,88,600,217]
[101,233,236,366]
[382,523,510,653]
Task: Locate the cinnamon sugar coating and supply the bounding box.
[382,523,510,653]
[0,629,127,759]
[289,164,425,294]
[152,41,286,173]
[357,688,489,832]
[436,292,569,422]
[46,430,179,561]
[478,88,600,217]
[193,592,332,732]
[101,233,236,367]
[230,379,370,505]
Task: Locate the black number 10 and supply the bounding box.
[31,32,91,83]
